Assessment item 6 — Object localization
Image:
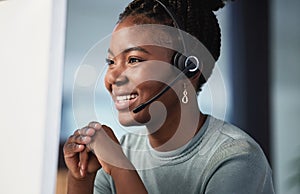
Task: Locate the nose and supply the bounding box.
[114,74,128,87]
[105,63,129,88]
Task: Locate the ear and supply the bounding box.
[189,70,201,89]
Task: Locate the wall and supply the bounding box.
[0,0,66,194]
[271,0,300,193]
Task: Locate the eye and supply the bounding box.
[105,58,114,66]
[128,57,145,65]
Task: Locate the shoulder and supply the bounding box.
[205,116,263,150]
[206,116,254,141]
[202,116,270,168]
[199,116,274,193]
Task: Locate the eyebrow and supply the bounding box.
[107,46,150,57]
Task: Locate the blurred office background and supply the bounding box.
[56,0,300,194]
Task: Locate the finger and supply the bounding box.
[88,121,102,130]
[63,142,85,158]
[73,128,82,135]
[72,128,89,147]
[86,142,94,153]
[67,134,92,145]
[76,127,97,137]
[87,153,102,172]
[79,149,89,177]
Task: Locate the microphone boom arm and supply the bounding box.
[132,67,190,113]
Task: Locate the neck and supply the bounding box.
[146,97,206,152]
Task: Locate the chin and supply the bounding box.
[118,110,150,127]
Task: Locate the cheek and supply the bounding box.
[130,61,175,86]
[104,74,111,92]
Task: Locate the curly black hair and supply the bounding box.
[118,0,231,91]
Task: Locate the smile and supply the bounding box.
[114,93,138,111]
[116,94,138,102]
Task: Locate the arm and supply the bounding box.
[110,166,148,194]
[63,127,101,194]
[78,122,148,194]
[67,171,96,194]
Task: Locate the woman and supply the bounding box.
[63,0,275,193]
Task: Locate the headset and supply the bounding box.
[156,0,201,78]
[132,0,201,113]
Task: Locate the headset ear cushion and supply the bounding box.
[172,52,198,78]
[172,52,187,71]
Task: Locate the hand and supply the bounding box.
[63,123,101,179]
[64,122,146,194]
[86,122,133,175]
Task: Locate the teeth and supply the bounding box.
[116,94,137,101]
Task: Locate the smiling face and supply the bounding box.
[104,17,182,126]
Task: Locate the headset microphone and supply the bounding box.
[132,56,200,113]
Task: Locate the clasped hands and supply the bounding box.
[63,122,131,179]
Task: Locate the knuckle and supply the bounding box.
[74,129,82,136]
[68,135,78,143]
[88,121,101,129]
[77,135,90,143]
[76,135,83,142]
[63,135,75,149]
[76,127,88,136]
[68,142,76,150]
[69,134,76,139]
[63,143,75,154]
[88,121,97,126]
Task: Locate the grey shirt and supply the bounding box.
[94,115,275,194]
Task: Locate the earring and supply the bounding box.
[182,83,188,104]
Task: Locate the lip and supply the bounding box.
[114,96,138,111]
[112,91,139,111]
